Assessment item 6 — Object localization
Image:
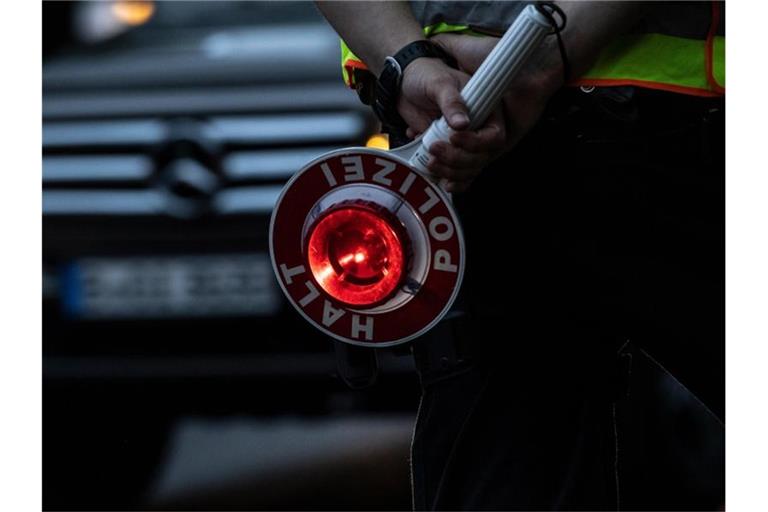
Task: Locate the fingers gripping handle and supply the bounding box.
[409,5,551,173]
[460,5,552,131]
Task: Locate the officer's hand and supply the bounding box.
[423,107,507,193]
[398,57,470,135]
[432,33,561,154]
[398,57,507,193]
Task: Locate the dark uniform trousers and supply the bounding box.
[409,86,724,510]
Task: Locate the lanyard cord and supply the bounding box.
[535,1,570,84]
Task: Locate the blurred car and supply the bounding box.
[43,2,417,510]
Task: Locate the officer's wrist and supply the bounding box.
[399,56,445,91]
[520,35,567,96]
[369,36,428,76]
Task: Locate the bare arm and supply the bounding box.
[434,1,645,102]
[536,1,645,93]
[316,0,475,140]
[315,1,424,76]
[424,1,645,188]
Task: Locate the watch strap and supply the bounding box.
[373,40,457,132]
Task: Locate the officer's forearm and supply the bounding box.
[315,1,425,76]
[561,1,644,76]
[530,1,645,94]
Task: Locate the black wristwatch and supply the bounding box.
[373,40,457,130]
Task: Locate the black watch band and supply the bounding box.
[373,40,456,131]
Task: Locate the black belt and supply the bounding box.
[411,311,633,402]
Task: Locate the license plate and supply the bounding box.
[61,253,280,318]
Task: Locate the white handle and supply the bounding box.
[409,4,551,172]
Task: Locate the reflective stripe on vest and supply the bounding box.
[573,1,724,97]
[573,33,724,97]
[340,39,367,88]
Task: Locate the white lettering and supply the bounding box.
[321,162,336,187]
[342,156,364,181]
[279,263,305,285]
[372,158,396,186]
[298,280,320,307]
[419,187,440,214]
[399,172,416,195]
[429,216,455,241]
[351,314,374,341]
[322,300,345,326]
[434,249,458,273]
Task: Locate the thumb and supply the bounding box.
[433,76,470,131]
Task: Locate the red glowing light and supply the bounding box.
[307,206,406,306]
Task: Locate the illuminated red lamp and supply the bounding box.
[306,204,407,307]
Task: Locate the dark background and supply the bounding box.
[43,2,723,510]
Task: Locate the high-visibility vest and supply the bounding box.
[341,1,724,97]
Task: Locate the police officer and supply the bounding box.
[317,1,725,509]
